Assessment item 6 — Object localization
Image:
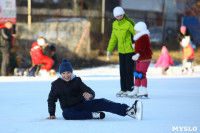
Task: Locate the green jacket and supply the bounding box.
[107,15,135,54]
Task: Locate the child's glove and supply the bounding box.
[132,43,135,49]
[132,53,140,61]
[106,51,111,61]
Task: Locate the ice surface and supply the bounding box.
[0,64,200,133]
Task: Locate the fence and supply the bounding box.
[13,5,187,69]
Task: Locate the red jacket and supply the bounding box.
[135,35,152,62]
[183,43,195,60]
[31,42,50,65]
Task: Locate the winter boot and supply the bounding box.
[126,100,143,120]
[116,91,126,97]
[92,112,105,119]
[127,86,139,97]
[137,87,148,97]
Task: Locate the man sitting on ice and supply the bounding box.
[47,58,143,120]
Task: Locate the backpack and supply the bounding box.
[190,41,196,50]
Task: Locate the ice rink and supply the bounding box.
[0,64,200,133]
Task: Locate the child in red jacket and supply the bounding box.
[155,46,174,75]
[30,37,53,76]
[128,21,152,98]
[181,36,195,74]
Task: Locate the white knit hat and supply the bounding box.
[37,38,45,46]
[113,6,125,18]
[134,21,147,32]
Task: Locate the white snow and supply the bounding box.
[0,64,200,133]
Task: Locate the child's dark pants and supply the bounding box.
[62,98,129,120]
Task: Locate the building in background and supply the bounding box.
[121,0,174,46]
[4,0,199,70]
[121,0,200,47]
[0,0,16,25]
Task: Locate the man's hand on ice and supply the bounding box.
[46,116,56,119]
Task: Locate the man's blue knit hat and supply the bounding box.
[59,58,73,74]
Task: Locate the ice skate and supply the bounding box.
[116,91,126,97]
[188,68,193,75]
[127,86,139,98]
[92,112,105,119]
[39,69,50,77]
[137,87,148,98]
[182,68,188,75]
[122,91,131,97]
[126,100,143,120]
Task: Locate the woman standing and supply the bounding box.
[107,6,136,97]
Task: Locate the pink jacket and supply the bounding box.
[155,46,174,67]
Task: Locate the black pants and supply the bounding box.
[0,47,9,76]
[119,53,135,91]
[62,98,129,120]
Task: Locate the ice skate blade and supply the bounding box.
[135,101,143,120]
[137,94,149,99]
[127,95,137,98]
[116,94,127,97]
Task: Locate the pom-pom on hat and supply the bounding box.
[59,58,73,74]
[113,6,125,18]
[134,21,147,32]
[37,37,45,46]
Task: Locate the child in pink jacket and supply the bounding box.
[155,46,174,75]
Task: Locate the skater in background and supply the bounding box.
[42,43,57,76]
[155,46,174,75]
[106,6,136,97]
[180,36,195,74]
[177,26,196,74]
[43,43,57,70]
[47,58,143,120]
[0,21,16,76]
[177,26,196,50]
[128,21,152,98]
[30,37,53,76]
